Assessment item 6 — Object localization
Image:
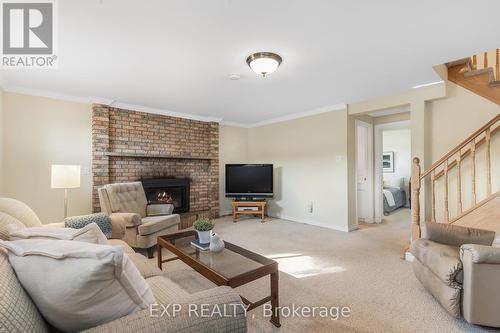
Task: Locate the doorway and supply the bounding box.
[374,120,411,223]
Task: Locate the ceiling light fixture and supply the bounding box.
[246,52,282,77]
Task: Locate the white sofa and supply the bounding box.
[0,197,247,333]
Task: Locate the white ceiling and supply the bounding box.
[1,0,499,125]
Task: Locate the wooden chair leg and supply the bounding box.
[147,246,155,259]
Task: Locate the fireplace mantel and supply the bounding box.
[105,151,216,160]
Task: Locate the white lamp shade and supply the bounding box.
[51,165,81,189]
[249,57,280,76]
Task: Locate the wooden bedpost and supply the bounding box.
[411,157,421,241]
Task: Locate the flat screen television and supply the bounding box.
[225,164,273,198]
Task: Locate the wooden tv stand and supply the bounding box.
[232,201,266,223]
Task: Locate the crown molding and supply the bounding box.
[2,85,90,104]
[1,85,347,127]
[247,103,347,128]
[108,101,222,123]
[1,85,222,123]
[88,96,116,106]
[219,120,249,128]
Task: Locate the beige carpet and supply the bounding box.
[150,209,499,333]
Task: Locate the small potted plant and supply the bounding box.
[193,218,213,244]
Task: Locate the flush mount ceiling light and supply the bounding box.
[246,52,282,77]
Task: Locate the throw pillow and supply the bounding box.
[7,223,108,244]
[0,239,155,332]
[65,213,112,238]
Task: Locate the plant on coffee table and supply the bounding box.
[193,218,213,244]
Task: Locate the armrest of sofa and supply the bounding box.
[424,222,495,247]
[460,244,500,326]
[146,204,174,216]
[461,244,500,264]
[83,286,247,333]
[109,213,142,239]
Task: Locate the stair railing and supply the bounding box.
[411,114,500,240]
[469,48,500,81]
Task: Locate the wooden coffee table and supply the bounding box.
[157,230,281,327]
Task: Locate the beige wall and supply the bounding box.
[428,82,499,160]
[247,110,351,231]
[428,82,499,221]
[1,79,497,232]
[348,82,499,225]
[219,125,248,215]
[2,92,93,223]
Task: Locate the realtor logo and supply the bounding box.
[1,0,57,68]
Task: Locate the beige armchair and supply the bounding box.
[410,222,500,327]
[98,182,180,258]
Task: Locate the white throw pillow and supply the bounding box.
[0,239,155,332]
[7,222,108,244]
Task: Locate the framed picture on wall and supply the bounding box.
[383,151,394,173]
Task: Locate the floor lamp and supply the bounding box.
[51,165,81,218]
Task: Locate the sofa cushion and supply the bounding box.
[424,222,495,247]
[138,214,180,236]
[128,253,162,279]
[147,204,174,216]
[410,239,463,285]
[108,239,135,254]
[146,276,190,304]
[106,182,147,217]
[412,256,462,318]
[135,226,178,249]
[0,239,156,332]
[0,250,48,333]
[7,223,108,245]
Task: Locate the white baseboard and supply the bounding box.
[218,210,351,233]
[273,214,350,232]
[219,210,232,217]
[348,224,359,231]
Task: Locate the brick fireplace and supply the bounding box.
[92,104,219,228]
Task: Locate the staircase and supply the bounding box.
[446,48,500,105]
[410,114,500,241]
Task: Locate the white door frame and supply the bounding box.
[355,119,374,224]
[374,120,411,223]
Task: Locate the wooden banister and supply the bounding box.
[496,48,499,80]
[421,114,500,178]
[404,53,500,256]
[433,124,499,180]
[411,157,421,240]
[410,114,499,235]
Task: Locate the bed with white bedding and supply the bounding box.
[383,178,408,215]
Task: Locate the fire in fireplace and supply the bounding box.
[141,178,190,214]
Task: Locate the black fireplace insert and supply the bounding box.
[141,178,190,214]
